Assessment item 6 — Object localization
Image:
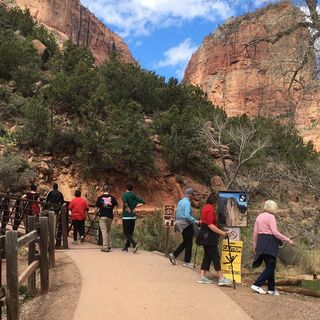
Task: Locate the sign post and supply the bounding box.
[164,204,175,256]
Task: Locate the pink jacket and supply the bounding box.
[253,212,290,250]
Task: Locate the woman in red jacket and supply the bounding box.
[197,193,232,286]
[68,190,89,245]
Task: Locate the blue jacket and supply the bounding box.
[176,197,198,224]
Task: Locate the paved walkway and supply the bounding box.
[65,244,252,320]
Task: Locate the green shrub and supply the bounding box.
[0,153,36,193]
[18,97,50,150]
[154,105,219,184]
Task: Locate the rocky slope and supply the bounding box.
[2,0,134,64]
[184,2,320,150]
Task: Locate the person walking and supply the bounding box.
[169,187,198,268]
[121,184,145,253]
[68,190,89,245]
[95,185,118,253]
[251,200,294,295]
[196,193,232,286]
[45,183,65,248]
[21,184,41,231]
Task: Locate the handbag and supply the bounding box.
[196,224,219,246]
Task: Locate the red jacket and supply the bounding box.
[69,197,89,220]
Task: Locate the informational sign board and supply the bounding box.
[218,191,248,227]
[221,240,243,283]
[164,204,175,227]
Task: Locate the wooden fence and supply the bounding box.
[0,212,56,320]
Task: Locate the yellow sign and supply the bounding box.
[220,240,243,283]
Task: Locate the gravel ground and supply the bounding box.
[221,281,320,320]
[20,252,81,320]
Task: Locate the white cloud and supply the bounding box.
[157,38,198,78]
[81,0,235,37]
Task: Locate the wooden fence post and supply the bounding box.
[28,216,36,295]
[61,206,69,249]
[48,212,56,268]
[39,217,49,293]
[6,231,19,320]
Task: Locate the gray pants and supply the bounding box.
[99,217,113,249]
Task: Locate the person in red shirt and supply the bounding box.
[68,190,89,245]
[197,193,232,286]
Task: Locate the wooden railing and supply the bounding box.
[0,213,56,320]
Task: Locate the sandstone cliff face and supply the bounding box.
[184,2,320,150]
[7,0,134,64]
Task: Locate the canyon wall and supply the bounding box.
[184,2,320,149]
[5,0,134,64]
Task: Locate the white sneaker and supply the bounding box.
[267,290,280,296]
[182,262,194,269]
[251,285,267,294]
[218,277,233,286]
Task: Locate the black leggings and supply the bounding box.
[201,244,221,272]
[173,224,194,263]
[73,220,85,241]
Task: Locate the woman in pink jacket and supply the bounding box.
[251,200,294,295]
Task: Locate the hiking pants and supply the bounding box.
[123,219,137,248]
[73,220,85,241]
[99,217,113,249]
[173,224,194,263]
[253,254,277,291]
[201,244,221,272]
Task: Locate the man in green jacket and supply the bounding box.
[121,184,145,253]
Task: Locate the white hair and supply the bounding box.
[263,200,278,214]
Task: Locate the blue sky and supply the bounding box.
[80,0,279,80]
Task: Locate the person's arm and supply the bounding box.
[208,224,227,236]
[253,220,258,251]
[184,201,198,224]
[269,215,293,245]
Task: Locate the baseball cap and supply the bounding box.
[185,187,195,195]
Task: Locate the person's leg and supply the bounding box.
[183,224,194,263]
[200,245,212,277]
[254,254,276,288]
[173,224,192,258]
[265,255,277,291]
[128,219,137,247]
[79,220,85,239]
[106,217,113,249]
[122,220,131,249]
[99,217,108,249]
[73,220,78,241]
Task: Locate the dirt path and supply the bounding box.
[65,247,251,320]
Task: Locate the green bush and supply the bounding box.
[0,153,36,193]
[154,105,220,183]
[0,30,40,80]
[18,97,50,150]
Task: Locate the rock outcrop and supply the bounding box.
[184,2,320,150]
[5,0,134,64]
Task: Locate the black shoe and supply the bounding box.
[121,247,128,252]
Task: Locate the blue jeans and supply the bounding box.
[253,254,277,290]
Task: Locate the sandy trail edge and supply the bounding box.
[65,248,251,320]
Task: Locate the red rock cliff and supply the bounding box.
[6,0,134,64]
[184,2,320,150]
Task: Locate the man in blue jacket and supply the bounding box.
[169,187,198,268]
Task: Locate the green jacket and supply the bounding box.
[122,191,145,219]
